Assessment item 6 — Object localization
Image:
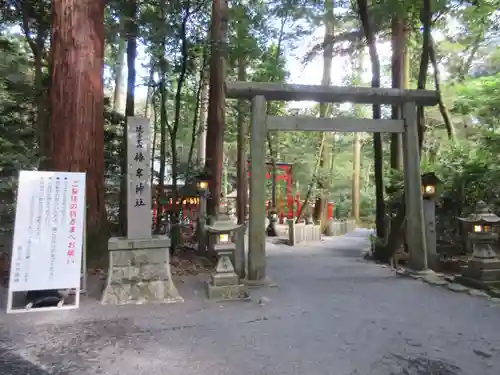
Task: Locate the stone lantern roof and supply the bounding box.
[206,214,244,234]
[458,201,500,225]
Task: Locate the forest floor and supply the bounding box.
[1,229,500,375]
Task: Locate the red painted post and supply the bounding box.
[327,202,334,219]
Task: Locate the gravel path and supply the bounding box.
[1,229,499,375]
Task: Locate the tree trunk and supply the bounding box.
[188,50,208,169]
[236,56,248,224]
[157,63,167,234]
[113,31,126,113]
[357,0,384,239]
[417,0,431,150]
[380,1,432,263]
[151,96,158,188]
[119,0,138,237]
[266,14,288,215]
[457,35,482,82]
[18,1,50,167]
[144,63,155,119]
[197,74,208,165]
[296,134,326,223]
[205,0,228,217]
[170,2,191,214]
[352,132,361,221]
[35,43,50,169]
[429,39,456,142]
[351,53,364,222]
[390,16,404,170]
[49,0,107,265]
[313,0,334,230]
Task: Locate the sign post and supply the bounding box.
[6,171,86,313]
[101,117,182,305]
[127,117,152,240]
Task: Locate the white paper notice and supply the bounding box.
[9,171,86,292]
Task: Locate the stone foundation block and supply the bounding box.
[101,236,183,305]
[206,282,249,301]
[287,221,322,246]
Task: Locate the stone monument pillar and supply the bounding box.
[423,199,437,270]
[101,117,182,305]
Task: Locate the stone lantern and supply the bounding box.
[457,201,500,289]
[205,217,248,301]
[421,172,441,270]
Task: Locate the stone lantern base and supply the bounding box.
[206,244,249,301]
[458,243,500,290]
[458,258,500,290]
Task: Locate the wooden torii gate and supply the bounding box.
[225,81,439,283]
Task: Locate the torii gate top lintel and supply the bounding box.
[225,81,439,107]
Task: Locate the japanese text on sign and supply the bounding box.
[134,123,146,208]
[8,171,86,292]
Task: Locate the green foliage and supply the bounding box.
[1,0,500,238]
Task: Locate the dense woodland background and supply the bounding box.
[1,0,500,265]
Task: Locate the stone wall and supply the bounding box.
[287,220,321,246]
[325,219,356,236]
[101,236,183,305]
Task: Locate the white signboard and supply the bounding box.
[127,117,152,240]
[8,171,86,292]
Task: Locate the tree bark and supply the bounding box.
[351,53,364,222]
[188,50,208,169]
[113,29,126,113]
[457,35,482,82]
[313,0,334,230]
[352,132,361,221]
[205,0,228,217]
[49,0,107,264]
[380,1,432,263]
[197,77,209,166]
[267,14,288,215]
[357,0,385,239]
[390,17,405,170]
[417,0,431,150]
[296,134,326,223]
[429,39,456,142]
[236,56,248,224]
[17,1,50,167]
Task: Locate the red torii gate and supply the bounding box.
[247,161,294,219]
[247,161,334,220]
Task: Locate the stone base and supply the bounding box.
[206,282,250,301]
[241,278,279,288]
[212,272,239,286]
[287,221,322,246]
[101,236,183,305]
[457,275,500,291]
